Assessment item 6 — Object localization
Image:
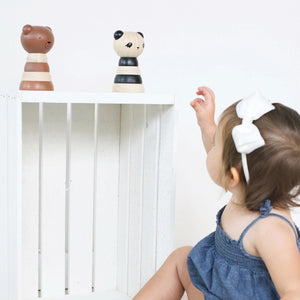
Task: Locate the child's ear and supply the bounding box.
[227,167,240,188]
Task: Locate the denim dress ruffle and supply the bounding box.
[187,200,300,300]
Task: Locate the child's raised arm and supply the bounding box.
[190,86,217,153]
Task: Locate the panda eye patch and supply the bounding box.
[126,42,133,48]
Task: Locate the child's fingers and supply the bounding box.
[191,87,216,128]
[190,98,203,105]
[196,86,211,96]
[190,98,204,109]
[204,87,215,100]
[196,86,215,103]
[190,98,208,116]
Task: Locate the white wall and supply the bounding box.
[1,0,300,249]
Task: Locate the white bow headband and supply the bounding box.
[232,91,275,182]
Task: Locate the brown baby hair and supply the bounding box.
[219,101,300,211]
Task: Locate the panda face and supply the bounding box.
[113,31,144,58]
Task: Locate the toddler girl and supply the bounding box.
[133,86,300,300]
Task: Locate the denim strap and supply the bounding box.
[238,200,298,243]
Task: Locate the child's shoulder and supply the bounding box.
[222,203,298,257]
[251,207,296,239]
[250,207,298,251]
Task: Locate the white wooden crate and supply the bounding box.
[0,91,175,300]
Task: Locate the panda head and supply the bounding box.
[113,30,144,58]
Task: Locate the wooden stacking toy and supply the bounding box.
[112,30,145,93]
[19,24,54,90]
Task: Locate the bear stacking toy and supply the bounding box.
[19,24,54,90]
[112,30,145,93]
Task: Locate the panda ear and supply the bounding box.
[23,24,32,35]
[114,30,124,40]
[137,32,144,38]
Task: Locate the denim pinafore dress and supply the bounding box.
[187,200,300,300]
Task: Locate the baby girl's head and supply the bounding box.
[219,101,300,211]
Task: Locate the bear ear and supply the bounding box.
[22,24,32,35]
[137,32,144,38]
[46,26,52,31]
[114,30,123,40]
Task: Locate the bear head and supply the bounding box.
[21,24,54,54]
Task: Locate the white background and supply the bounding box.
[1,0,300,250]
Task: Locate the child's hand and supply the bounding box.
[190,86,216,129]
[190,86,217,153]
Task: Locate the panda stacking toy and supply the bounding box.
[20,24,54,91]
[113,30,145,93]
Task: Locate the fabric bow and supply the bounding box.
[260,199,273,217]
[232,90,275,182]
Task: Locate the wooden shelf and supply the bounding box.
[18,91,175,105]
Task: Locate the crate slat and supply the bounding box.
[93,104,120,291]
[8,97,23,300]
[1,95,23,300]
[39,290,129,300]
[127,105,146,297]
[18,91,175,105]
[68,104,94,294]
[140,105,161,287]
[117,105,131,294]
[0,97,9,299]
[156,105,175,268]
[22,103,39,298]
[41,104,67,297]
